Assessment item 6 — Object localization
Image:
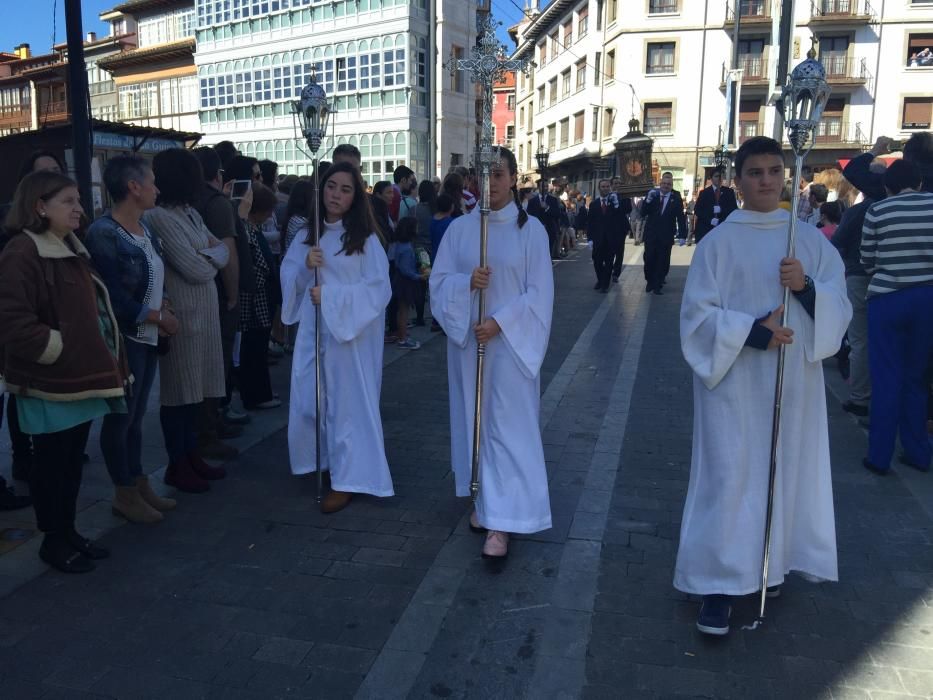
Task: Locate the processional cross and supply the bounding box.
[446,17,531,502]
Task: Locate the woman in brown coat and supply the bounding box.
[0,171,128,574]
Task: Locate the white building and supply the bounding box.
[193,0,480,183]
[512,0,933,197]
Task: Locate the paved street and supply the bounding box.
[1,243,933,699]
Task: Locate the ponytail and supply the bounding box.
[512,186,528,228]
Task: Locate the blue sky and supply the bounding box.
[1,0,118,56]
[1,0,529,57]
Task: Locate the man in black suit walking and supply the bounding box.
[610,176,634,281]
[691,168,738,245]
[588,179,631,292]
[641,171,686,295]
[527,181,562,259]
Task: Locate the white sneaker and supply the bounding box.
[397,338,421,350]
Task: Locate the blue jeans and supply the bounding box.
[100,340,158,486]
[867,285,933,470]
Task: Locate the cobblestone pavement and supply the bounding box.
[1,243,932,699]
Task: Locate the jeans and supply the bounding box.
[867,286,933,470]
[845,275,871,405]
[100,340,159,486]
[31,421,92,533]
[160,403,199,463]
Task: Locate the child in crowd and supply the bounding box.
[819,201,843,239]
[429,194,456,335]
[392,218,427,350]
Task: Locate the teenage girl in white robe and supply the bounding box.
[280,162,393,513]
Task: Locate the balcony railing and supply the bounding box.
[726,0,772,23]
[38,100,69,120]
[810,0,875,22]
[813,119,866,145]
[738,120,762,144]
[0,104,32,128]
[822,55,872,85]
[721,56,769,85]
[648,0,678,14]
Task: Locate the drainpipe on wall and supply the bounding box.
[868,0,885,142]
[692,0,711,194]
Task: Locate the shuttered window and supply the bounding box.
[902,97,932,129]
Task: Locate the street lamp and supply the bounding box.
[535,144,550,195]
[291,74,332,508]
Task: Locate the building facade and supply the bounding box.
[0,45,70,138]
[492,69,516,150]
[512,0,933,197]
[98,0,199,134]
[193,0,478,183]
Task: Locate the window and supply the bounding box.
[506,124,515,142]
[538,85,545,110]
[539,40,548,66]
[592,106,599,140]
[648,0,678,14]
[737,39,765,79]
[573,111,584,144]
[119,81,158,119]
[820,36,849,77]
[603,107,613,137]
[560,118,569,148]
[561,69,571,97]
[606,50,615,80]
[576,60,586,91]
[550,33,559,55]
[563,21,573,47]
[452,46,465,92]
[548,124,556,149]
[450,152,463,166]
[507,94,516,110]
[549,78,557,106]
[646,42,675,74]
[596,0,604,30]
[816,97,845,142]
[608,0,617,23]
[594,52,601,86]
[137,7,195,47]
[577,7,588,38]
[519,105,524,125]
[643,102,673,134]
[738,99,761,143]
[907,34,933,67]
[902,97,932,129]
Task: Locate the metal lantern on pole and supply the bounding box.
[613,117,655,197]
[751,42,830,629]
[291,75,332,507]
[535,144,550,196]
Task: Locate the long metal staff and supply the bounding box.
[450,19,530,502]
[293,77,332,505]
[750,45,829,628]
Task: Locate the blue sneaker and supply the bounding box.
[697,595,731,636]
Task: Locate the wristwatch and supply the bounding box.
[793,275,814,295]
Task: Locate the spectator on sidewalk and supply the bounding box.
[430,147,554,560]
[677,136,851,636]
[239,183,282,410]
[391,218,426,351]
[331,143,362,171]
[441,172,465,218]
[86,155,180,524]
[145,149,229,494]
[831,159,888,418]
[861,158,933,476]
[806,184,829,227]
[0,171,130,573]
[819,201,842,239]
[413,180,436,328]
[280,162,394,514]
[281,179,314,254]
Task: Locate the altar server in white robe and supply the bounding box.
[676,137,851,636]
[430,147,554,560]
[280,162,394,514]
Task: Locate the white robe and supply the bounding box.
[675,208,852,595]
[430,202,554,534]
[280,220,394,497]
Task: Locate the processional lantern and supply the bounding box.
[292,75,332,156]
[613,117,654,197]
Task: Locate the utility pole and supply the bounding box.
[65,0,94,217]
[772,0,796,140]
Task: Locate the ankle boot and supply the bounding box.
[135,475,177,512]
[187,452,227,480]
[164,457,210,494]
[112,485,163,524]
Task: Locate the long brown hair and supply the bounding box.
[495,147,528,228]
[311,161,382,255]
[4,170,79,235]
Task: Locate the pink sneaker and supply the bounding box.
[482,530,509,559]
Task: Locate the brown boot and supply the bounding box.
[136,475,176,512]
[112,486,163,524]
[321,490,352,514]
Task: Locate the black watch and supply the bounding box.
[793,275,814,295]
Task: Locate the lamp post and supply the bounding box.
[535,144,550,196]
[751,42,830,629]
[292,75,332,507]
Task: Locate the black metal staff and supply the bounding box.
[293,77,332,505]
[750,43,830,629]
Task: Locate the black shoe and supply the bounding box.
[653,289,664,295]
[11,458,31,482]
[65,530,110,560]
[0,486,31,511]
[899,454,931,473]
[862,458,889,476]
[594,282,602,290]
[696,595,731,636]
[430,321,443,333]
[842,401,869,417]
[646,284,654,293]
[611,275,620,283]
[39,536,94,574]
[599,286,609,293]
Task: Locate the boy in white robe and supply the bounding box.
[676,137,852,635]
[430,147,554,559]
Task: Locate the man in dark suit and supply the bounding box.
[641,171,687,295]
[692,168,738,245]
[588,179,631,292]
[527,182,562,259]
[610,176,634,281]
